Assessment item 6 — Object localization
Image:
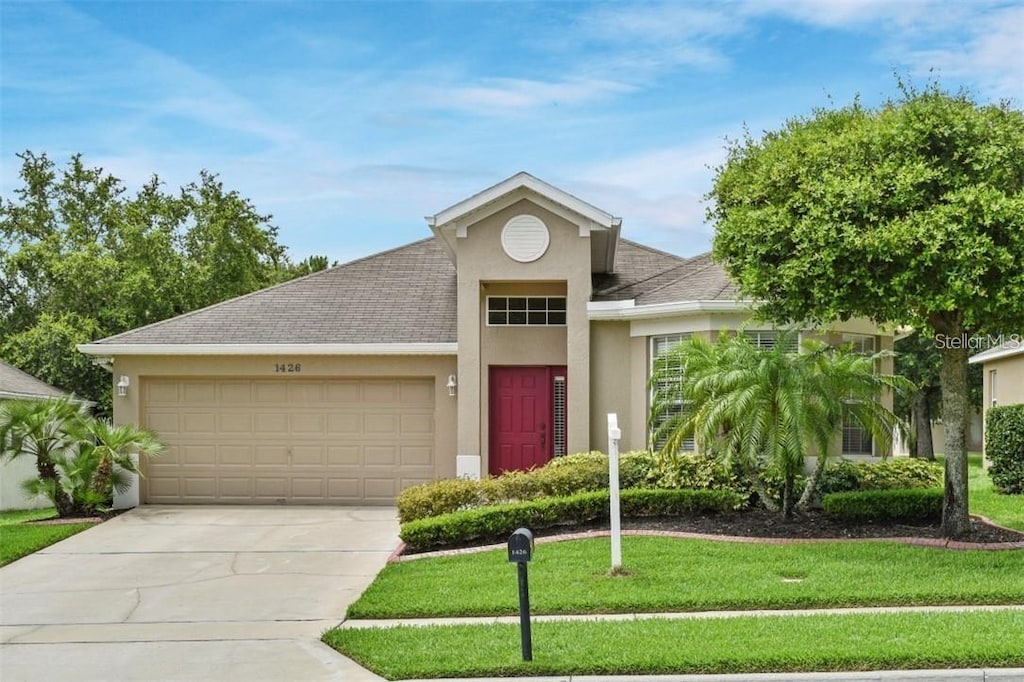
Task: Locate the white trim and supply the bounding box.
[588,299,754,320]
[969,342,1024,364]
[427,172,618,229]
[77,343,458,356]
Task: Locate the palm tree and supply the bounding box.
[0,397,89,517]
[85,419,165,503]
[650,331,913,518]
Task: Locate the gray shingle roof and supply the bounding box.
[87,236,743,347]
[0,360,75,400]
[92,238,458,345]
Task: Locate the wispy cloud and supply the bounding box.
[426,77,634,115]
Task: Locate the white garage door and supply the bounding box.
[142,377,435,504]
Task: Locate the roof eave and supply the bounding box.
[587,299,755,321]
[77,343,458,356]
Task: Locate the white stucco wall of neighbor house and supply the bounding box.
[1,455,50,510]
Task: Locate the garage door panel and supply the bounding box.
[254,413,288,433]
[143,377,435,504]
[327,445,360,466]
[364,445,397,465]
[401,445,433,465]
[364,413,397,433]
[219,445,252,466]
[401,413,433,435]
[290,413,324,434]
[291,445,325,466]
[219,382,254,403]
[182,412,216,434]
[183,382,217,404]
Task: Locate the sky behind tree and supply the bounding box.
[2,1,1021,264]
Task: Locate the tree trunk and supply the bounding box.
[35,452,74,518]
[911,392,935,460]
[797,456,826,510]
[937,345,971,537]
[782,474,795,519]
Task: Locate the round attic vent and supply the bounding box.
[501,215,550,263]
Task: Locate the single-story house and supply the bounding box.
[969,340,1024,462]
[0,360,83,510]
[79,173,892,507]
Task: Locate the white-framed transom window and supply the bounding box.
[486,296,566,326]
[842,333,876,354]
[743,330,800,352]
[649,334,696,452]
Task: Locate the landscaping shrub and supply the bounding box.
[653,451,747,493]
[399,488,745,551]
[818,457,943,495]
[822,488,943,523]
[397,450,660,523]
[986,404,1024,494]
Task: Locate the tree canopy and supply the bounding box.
[1,152,329,415]
[708,84,1024,536]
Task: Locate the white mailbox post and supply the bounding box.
[607,413,622,571]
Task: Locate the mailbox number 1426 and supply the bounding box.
[275,363,302,373]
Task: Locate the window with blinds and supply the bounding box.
[649,334,696,452]
[743,330,799,352]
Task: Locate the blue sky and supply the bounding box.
[3,1,1021,265]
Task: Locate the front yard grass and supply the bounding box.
[347,536,1024,619]
[326,609,1024,680]
[0,508,94,566]
[968,454,1024,531]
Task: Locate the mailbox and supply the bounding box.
[508,527,534,563]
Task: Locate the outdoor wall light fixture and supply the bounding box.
[446,374,457,397]
[117,375,130,397]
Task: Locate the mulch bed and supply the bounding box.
[619,509,1024,544]
[397,510,1024,559]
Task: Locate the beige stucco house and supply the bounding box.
[79,173,891,507]
[969,340,1024,461]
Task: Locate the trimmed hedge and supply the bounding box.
[822,488,943,523]
[986,404,1024,494]
[396,451,658,523]
[399,488,745,551]
[818,457,943,495]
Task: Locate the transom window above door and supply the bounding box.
[487,297,567,326]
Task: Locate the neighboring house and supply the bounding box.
[79,173,892,507]
[0,360,81,510]
[969,340,1024,462]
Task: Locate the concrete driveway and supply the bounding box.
[1,506,398,681]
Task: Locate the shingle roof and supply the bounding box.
[0,360,76,400]
[86,236,742,347]
[593,242,740,305]
[91,238,458,345]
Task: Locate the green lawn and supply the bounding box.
[347,535,1024,619]
[968,455,1024,531]
[0,508,94,566]
[326,609,1024,680]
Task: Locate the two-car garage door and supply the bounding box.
[142,377,435,504]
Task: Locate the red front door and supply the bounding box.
[489,366,565,475]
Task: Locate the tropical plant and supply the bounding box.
[0,398,164,516]
[84,419,165,500]
[649,331,912,518]
[0,398,88,517]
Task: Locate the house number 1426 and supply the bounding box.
[275,363,302,373]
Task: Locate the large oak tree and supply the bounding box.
[708,85,1024,537]
[1,152,328,415]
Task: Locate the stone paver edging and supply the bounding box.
[391,514,1024,562]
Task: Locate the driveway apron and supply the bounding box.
[0,506,397,681]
